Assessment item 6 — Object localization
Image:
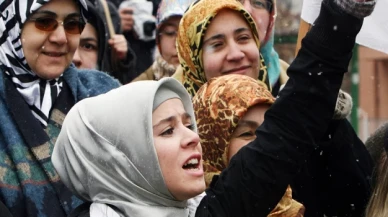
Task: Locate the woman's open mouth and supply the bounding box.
[182,157,200,170]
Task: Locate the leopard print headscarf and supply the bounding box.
[192,74,274,184]
[193,74,304,217]
[177,0,271,97]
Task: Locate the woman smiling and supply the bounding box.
[176,0,271,97]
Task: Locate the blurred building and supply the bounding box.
[274,0,301,64]
[274,0,352,96]
[358,46,388,141]
[272,0,388,141]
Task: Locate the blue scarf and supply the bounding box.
[0,66,120,217]
[261,31,281,87]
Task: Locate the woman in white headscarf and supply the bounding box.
[52,0,375,216]
[53,78,205,217]
[0,0,119,216]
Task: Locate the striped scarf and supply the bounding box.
[0,0,86,126]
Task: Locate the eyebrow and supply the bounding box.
[236,120,260,129]
[234,27,250,35]
[163,23,178,28]
[203,27,251,45]
[203,34,225,45]
[33,10,81,18]
[153,112,192,129]
[80,37,97,42]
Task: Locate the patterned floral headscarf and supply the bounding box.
[177,0,271,97]
[193,74,304,217]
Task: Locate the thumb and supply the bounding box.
[332,89,353,120]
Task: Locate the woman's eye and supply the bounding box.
[211,42,223,49]
[161,128,174,136]
[186,124,195,130]
[164,31,177,37]
[238,35,251,42]
[238,131,255,137]
[81,43,97,51]
[252,0,266,9]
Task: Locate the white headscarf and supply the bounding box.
[0,0,87,126]
[52,77,199,217]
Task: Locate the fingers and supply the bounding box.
[119,7,134,31]
[109,35,127,44]
[109,34,128,60]
[120,7,133,15]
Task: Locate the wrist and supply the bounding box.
[333,0,376,18]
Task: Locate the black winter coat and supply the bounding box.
[195,1,370,217]
[292,119,373,217]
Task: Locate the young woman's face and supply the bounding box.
[21,0,82,80]
[152,98,205,201]
[202,9,260,81]
[239,0,271,43]
[228,104,270,161]
[159,16,181,67]
[73,23,99,69]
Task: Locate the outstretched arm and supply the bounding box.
[196,0,375,216]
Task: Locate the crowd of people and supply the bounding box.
[0,0,384,217]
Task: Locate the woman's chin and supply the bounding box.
[33,66,68,80]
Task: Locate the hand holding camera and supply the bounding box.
[119,7,134,32]
[119,0,157,41]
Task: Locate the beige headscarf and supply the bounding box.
[176,0,271,97]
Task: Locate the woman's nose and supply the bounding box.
[226,43,245,62]
[48,24,68,45]
[72,48,82,68]
[181,127,200,148]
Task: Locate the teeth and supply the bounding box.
[184,158,198,166]
[185,158,198,166]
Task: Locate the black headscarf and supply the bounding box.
[84,0,121,72]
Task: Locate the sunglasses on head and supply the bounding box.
[28,17,85,35]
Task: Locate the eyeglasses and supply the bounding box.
[237,0,273,12]
[28,17,85,35]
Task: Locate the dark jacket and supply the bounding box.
[292,119,373,217]
[86,0,136,84]
[195,0,369,216]
[124,32,156,82]
[0,200,13,217]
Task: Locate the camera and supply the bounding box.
[143,21,156,37]
[119,0,157,41]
